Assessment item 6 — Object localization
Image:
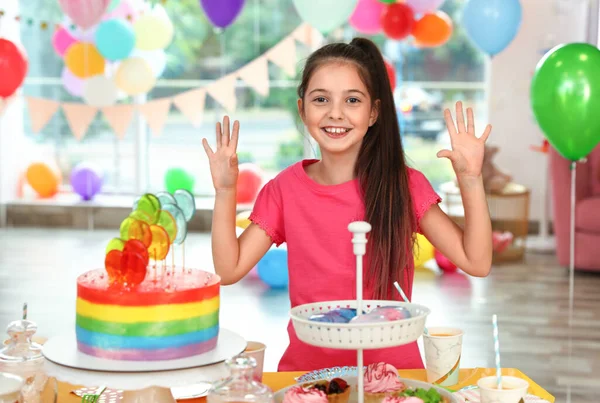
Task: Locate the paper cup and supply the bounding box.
[242,341,266,382]
[0,372,23,403]
[478,376,528,403]
[423,327,463,387]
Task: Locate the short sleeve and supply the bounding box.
[249,179,286,246]
[408,168,442,233]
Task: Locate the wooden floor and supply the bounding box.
[0,228,599,402]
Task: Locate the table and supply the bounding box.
[44,368,554,402]
[439,181,531,263]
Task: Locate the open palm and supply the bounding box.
[202,116,240,190]
[437,101,491,178]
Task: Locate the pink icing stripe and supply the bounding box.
[77,337,218,361]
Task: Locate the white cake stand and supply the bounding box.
[43,328,246,403]
[290,222,431,403]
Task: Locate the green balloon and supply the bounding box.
[379,0,397,3]
[164,168,195,194]
[531,43,600,161]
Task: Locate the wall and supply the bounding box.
[488,0,593,223]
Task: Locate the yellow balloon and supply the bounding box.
[115,57,156,95]
[133,6,174,51]
[413,233,434,268]
[236,211,252,229]
[64,43,105,78]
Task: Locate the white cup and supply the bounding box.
[0,372,23,403]
[478,376,529,403]
[423,327,463,387]
[242,341,266,382]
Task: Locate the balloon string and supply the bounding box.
[567,160,576,403]
[183,242,185,271]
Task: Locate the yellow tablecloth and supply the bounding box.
[46,368,554,402]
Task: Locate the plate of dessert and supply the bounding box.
[274,363,457,403]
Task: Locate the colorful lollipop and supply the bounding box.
[173,189,196,222]
[161,203,187,244]
[157,210,177,244]
[105,238,125,255]
[148,224,170,260]
[119,216,152,247]
[132,193,161,224]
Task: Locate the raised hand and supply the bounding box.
[202,116,240,191]
[437,101,492,179]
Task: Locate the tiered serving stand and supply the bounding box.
[290,222,432,403]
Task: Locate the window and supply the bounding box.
[13,0,485,199]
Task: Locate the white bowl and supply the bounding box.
[290,300,430,349]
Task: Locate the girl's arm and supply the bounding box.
[203,117,273,285]
[420,177,492,277]
[421,102,493,277]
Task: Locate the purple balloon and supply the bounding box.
[405,0,445,15]
[70,164,103,200]
[200,0,245,28]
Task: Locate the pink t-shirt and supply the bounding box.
[249,159,441,372]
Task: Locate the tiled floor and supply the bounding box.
[1,228,599,402]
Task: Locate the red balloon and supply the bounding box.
[381,3,415,40]
[434,249,458,273]
[123,239,149,267]
[0,39,28,99]
[236,164,263,204]
[384,60,396,91]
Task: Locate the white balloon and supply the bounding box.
[83,75,119,107]
[132,49,167,77]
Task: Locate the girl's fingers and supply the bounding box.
[222,116,230,147]
[215,122,222,148]
[455,101,466,134]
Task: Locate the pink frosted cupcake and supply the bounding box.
[363,363,406,403]
[283,385,328,403]
[382,397,424,403]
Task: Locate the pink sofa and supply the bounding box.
[550,145,600,271]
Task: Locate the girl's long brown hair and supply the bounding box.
[297,38,416,299]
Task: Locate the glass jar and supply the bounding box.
[207,356,274,403]
[0,320,47,403]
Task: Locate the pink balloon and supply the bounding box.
[58,0,111,29]
[349,0,386,34]
[61,67,84,97]
[434,249,457,273]
[405,0,446,15]
[105,0,138,22]
[52,27,77,57]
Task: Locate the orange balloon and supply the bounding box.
[26,163,60,198]
[64,43,105,78]
[412,11,453,48]
[148,224,170,261]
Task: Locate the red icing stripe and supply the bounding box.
[77,268,220,306]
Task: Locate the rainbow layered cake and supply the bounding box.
[76,268,220,361]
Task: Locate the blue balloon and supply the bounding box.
[462,0,522,57]
[95,19,135,61]
[257,249,288,289]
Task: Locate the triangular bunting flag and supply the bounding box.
[172,89,206,127]
[237,57,270,97]
[137,98,172,137]
[25,97,60,133]
[101,104,135,140]
[206,75,237,112]
[292,23,324,49]
[266,37,297,77]
[62,103,98,141]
